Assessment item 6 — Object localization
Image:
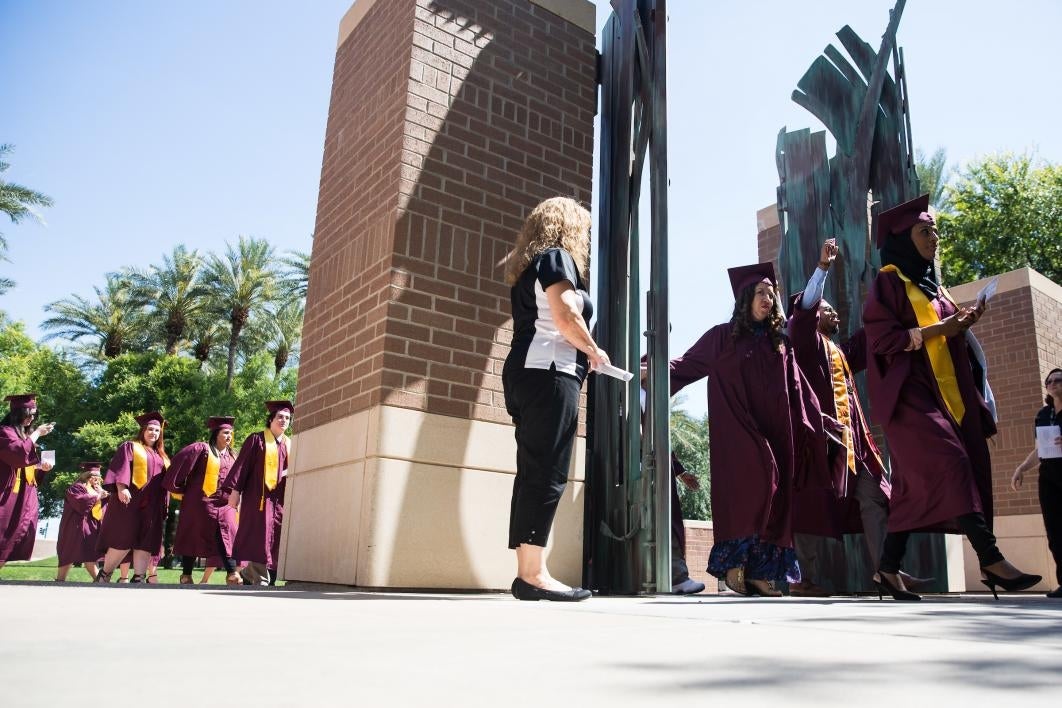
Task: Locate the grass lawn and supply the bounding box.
[2,556,235,584]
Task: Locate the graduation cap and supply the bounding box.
[727,262,777,299]
[79,462,104,473]
[4,393,38,410]
[265,400,295,415]
[876,194,934,247]
[206,416,236,430]
[135,411,166,427]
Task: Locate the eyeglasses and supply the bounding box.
[1047,378,1062,386]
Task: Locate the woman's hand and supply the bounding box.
[587,347,611,372]
[818,238,838,270]
[39,460,54,472]
[34,422,55,438]
[118,488,132,505]
[1011,466,1025,491]
[678,471,700,491]
[934,312,969,338]
[228,491,241,510]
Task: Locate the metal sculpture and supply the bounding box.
[584,0,670,595]
[776,0,919,334]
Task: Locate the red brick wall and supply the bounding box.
[683,523,718,593]
[955,286,1044,516]
[299,0,597,431]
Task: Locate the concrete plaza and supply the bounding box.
[1,583,1060,707]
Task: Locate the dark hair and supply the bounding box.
[1,406,37,434]
[730,282,785,352]
[136,423,166,457]
[265,409,292,427]
[1046,367,1062,407]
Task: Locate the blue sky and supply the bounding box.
[3,0,1060,417]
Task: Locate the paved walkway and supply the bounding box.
[1,583,1060,707]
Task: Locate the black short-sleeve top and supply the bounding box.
[506,248,593,381]
[1035,404,1062,471]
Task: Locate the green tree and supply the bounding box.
[915,147,950,211]
[938,152,1062,285]
[42,273,147,359]
[670,399,710,521]
[0,144,54,294]
[279,248,311,302]
[202,236,279,390]
[125,245,208,355]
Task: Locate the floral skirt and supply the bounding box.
[706,535,801,584]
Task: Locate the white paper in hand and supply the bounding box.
[976,276,999,307]
[40,450,56,465]
[1036,425,1062,459]
[595,362,634,382]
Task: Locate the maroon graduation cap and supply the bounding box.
[4,393,38,410]
[79,462,104,472]
[265,400,295,415]
[876,194,934,247]
[206,416,236,430]
[727,262,777,298]
[135,411,166,427]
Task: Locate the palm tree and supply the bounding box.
[267,300,304,377]
[42,274,146,359]
[202,236,279,389]
[0,144,53,294]
[915,147,950,211]
[125,245,208,355]
[279,248,310,303]
[188,319,227,370]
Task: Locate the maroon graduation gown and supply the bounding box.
[0,425,45,562]
[56,483,103,565]
[97,441,169,553]
[788,300,891,537]
[164,442,237,560]
[863,270,995,533]
[223,432,287,567]
[670,323,826,548]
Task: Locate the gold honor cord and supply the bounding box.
[12,465,36,494]
[262,430,280,511]
[825,339,857,475]
[880,265,966,425]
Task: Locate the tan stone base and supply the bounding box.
[962,513,1055,593]
[278,405,585,589]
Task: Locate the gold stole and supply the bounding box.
[12,464,36,494]
[825,339,856,475]
[90,489,103,521]
[131,442,150,489]
[880,265,966,424]
[202,448,221,496]
[261,430,280,511]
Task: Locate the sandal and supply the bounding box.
[129,574,145,583]
[179,574,194,585]
[725,567,748,596]
[93,569,114,584]
[147,573,159,584]
[225,572,243,586]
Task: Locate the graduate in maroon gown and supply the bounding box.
[55,462,108,581]
[670,264,826,596]
[165,416,241,585]
[787,239,892,596]
[94,411,170,583]
[863,194,1040,599]
[224,401,291,586]
[0,393,55,570]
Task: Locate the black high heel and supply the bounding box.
[980,568,1041,600]
[874,573,921,601]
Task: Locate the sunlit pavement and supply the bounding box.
[1,582,1060,707]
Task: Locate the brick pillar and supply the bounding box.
[281,0,597,589]
[950,267,1062,591]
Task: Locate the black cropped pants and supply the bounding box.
[503,366,581,549]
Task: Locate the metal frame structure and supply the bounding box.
[584,0,670,595]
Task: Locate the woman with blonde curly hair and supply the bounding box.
[503,196,607,602]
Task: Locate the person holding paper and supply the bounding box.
[1011,368,1062,598]
[224,401,292,586]
[0,393,55,570]
[55,462,108,581]
[94,411,170,583]
[502,197,606,602]
[669,263,826,597]
[164,416,241,585]
[863,194,1040,599]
